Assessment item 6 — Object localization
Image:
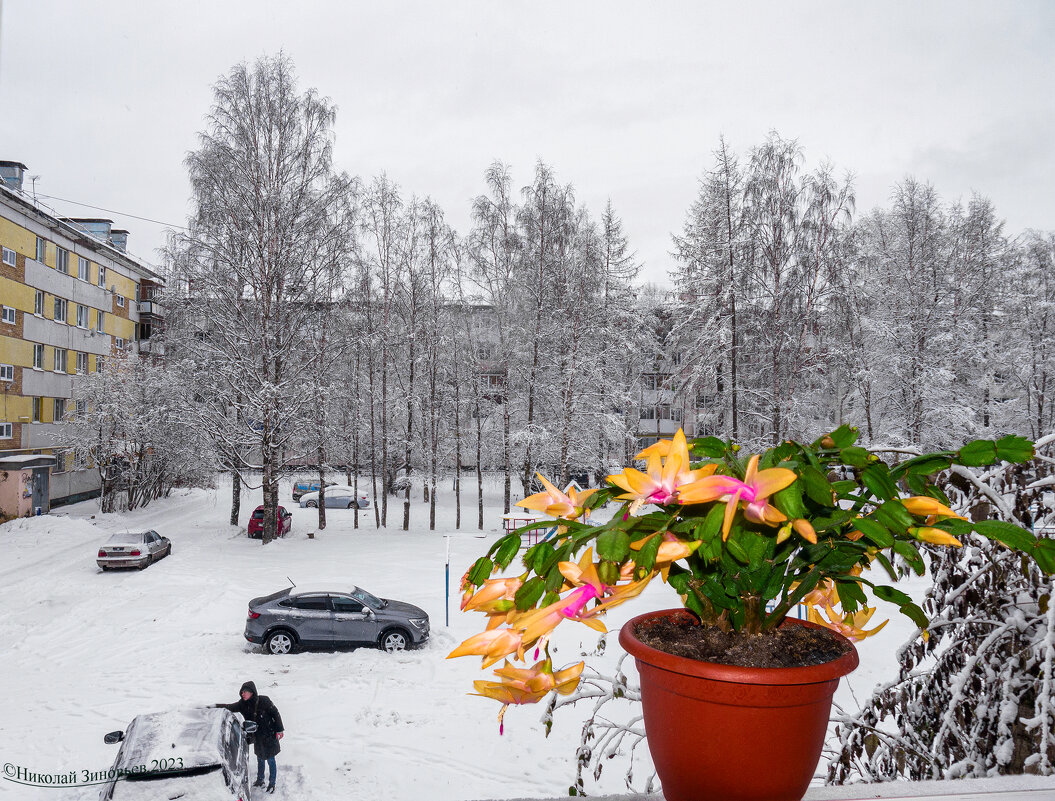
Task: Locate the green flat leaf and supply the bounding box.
[854,517,895,547]
[1034,539,1055,575]
[873,585,913,606]
[874,551,898,581]
[633,532,662,574]
[905,473,929,495]
[825,425,859,448]
[545,567,566,593]
[725,536,751,564]
[527,541,557,574]
[893,540,925,575]
[691,436,728,458]
[831,480,859,496]
[493,533,522,569]
[860,465,899,501]
[899,601,929,631]
[596,529,631,562]
[841,446,872,468]
[514,576,546,610]
[973,519,1036,552]
[836,578,866,607]
[957,439,998,467]
[801,466,835,506]
[875,501,915,534]
[773,480,808,519]
[903,455,953,476]
[695,504,727,543]
[995,435,1035,464]
[467,556,494,586]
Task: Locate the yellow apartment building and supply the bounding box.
[0,160,164,518]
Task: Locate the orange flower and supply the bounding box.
[678,454,798,539]
[807,604,888,641]
[608,430,715,513]
[472,660,586,733]
[517,474,598,520]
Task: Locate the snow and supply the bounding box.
[0,477,1048,801]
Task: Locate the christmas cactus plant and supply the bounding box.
[449,426,1054,728]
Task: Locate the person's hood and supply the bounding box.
[239,680,257,697]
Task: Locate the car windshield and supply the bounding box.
[351,587,384,608]
[251,510,264,519]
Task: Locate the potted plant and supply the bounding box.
[449,426,1055,801]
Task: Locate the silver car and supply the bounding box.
[244,585,429,654]
[97,531,171,571]
[298,486,371,509]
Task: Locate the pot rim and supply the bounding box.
[619,607,860,686]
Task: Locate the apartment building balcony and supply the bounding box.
[136,298,165,317]
[137,338,166,356]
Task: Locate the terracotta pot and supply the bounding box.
[619,608,859,801]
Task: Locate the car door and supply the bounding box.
[145,531,161,558]
[330,594,378,645]
[324,490,345,509]
[285,594,333,645]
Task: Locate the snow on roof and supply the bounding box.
[117,707,231,771]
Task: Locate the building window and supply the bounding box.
[76,352,88,374]
[97,265,105,286]
[54,348,67,373]
[75,399,86,416]
[54,297,68,323]
[96,310,105,333]
[2,246,15,266]
[33,343,44,369]
[36,237,46,262]
[641,406,657,420]
[0,364,12,381]
[114,337,126,350]
[97,356,106,372]
[78,256,90,281]
[53,398,66,420]
[117,295,125,308]
[481,373,505,388]
[53,449,69,474]
[642,374,660,391]
[31,397,42,422]
[56,247,69,274]
[1,306,15,324]
[34,290,44,316]
[0,422,12,439]
[76,304,88,328]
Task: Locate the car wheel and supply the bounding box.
[265,630,295,655]
[166,543,172,557]
[380,629,410,653]
[306,501,318,508]
[346,501,355,509]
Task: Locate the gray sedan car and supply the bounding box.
[298,486,371,509]
[245,585,429,654]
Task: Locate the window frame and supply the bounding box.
[32,343,44,370]
[0,422,13,439]
[55,247,69,274]
[76,304,88,328]
[53,348,67,374]
[32,397,42,422]
[97,265,105,287]
[2,246,15,266]
[53,397,66,421]
[0,363,13,382]
[77,256,90,281]
[117,295,125,308]
[53,297,68,324]
[96,310,105,333]
[35,237,46,262]
[1,306,15,325]
[34,290,44,316]
[76,351,88,374]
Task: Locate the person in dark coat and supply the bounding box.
[218,680,284,793]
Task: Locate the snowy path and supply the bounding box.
[0,479,952,800]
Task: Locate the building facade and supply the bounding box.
[0,160,163,517]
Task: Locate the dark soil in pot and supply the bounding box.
[633,614,853,668]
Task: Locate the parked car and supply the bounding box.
[247,505,292,539]
[298,486,371,509]
[97,531,171,571]
[292,480,335,501]
[99,707,256,800]
[245,584,429,654]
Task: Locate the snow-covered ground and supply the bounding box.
[0,476,935,801]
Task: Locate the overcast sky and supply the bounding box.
[0,1,1052,284]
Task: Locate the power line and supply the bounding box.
[32,193,188,230]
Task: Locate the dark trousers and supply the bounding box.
[257,756,276,785]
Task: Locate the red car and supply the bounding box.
[248,505,292,539]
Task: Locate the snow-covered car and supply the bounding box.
[97,531,171,571]
[99,707,257,800]
[247,505,292,539]
[245,584,429,654]
[298,486,370,509]
[292,479,335,501]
